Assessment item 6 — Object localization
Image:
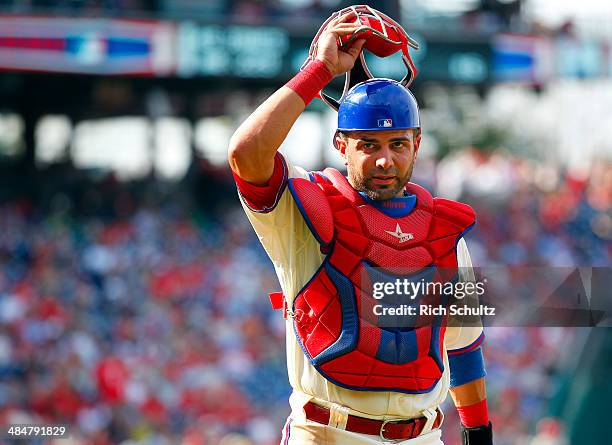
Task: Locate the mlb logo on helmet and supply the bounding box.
[378,119,393,128]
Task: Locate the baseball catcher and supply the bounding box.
[228,5,493,444]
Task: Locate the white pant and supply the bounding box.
[280,407,444,445]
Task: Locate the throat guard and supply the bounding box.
[286,169,476,393]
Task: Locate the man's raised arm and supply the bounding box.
[228,11,365,185]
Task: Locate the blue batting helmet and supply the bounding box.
[337,78,420,132]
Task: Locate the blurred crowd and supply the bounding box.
[0,0,524,32]
[431,150,611,267]
[0,185,289,445]
[0,0,346,20]
[0,152,609,444]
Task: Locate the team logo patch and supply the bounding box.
[378,119,393,128]
[385,223,414,243]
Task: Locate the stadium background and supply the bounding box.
[0,1,610,444]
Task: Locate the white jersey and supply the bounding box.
[238,153,483,421]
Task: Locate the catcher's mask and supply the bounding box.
[304,4,419,111]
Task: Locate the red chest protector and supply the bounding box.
[283,168,476,394]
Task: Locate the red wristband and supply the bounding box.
[457,399,489,428]
[286,59,333,106]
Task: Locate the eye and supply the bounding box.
[392,141,406,150]
[361,143,376,151]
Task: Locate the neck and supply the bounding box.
[358,192,417,218]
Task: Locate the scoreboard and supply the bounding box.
[0,15,609,84]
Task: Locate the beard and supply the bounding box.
[348,161,415,201]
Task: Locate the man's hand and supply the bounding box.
[229,11,365,185]
[313,11,366,76]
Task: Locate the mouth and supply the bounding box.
[370,175,396,186]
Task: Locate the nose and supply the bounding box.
[375,146,394,170]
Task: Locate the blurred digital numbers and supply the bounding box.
[177,23,289,78]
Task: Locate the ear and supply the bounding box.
[334,133,347,157]
[414,131,422,156]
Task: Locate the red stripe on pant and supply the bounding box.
[281,418,292,445]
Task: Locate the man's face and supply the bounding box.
[336,129,421,201]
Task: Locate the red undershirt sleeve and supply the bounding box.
[232,152,288,213]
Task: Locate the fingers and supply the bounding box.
[348,39,366,54]
[327,24,367,37]
[334,23,365,31]
[346,38,366,56]
[329,9,357,26]
[317,10,363,53]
